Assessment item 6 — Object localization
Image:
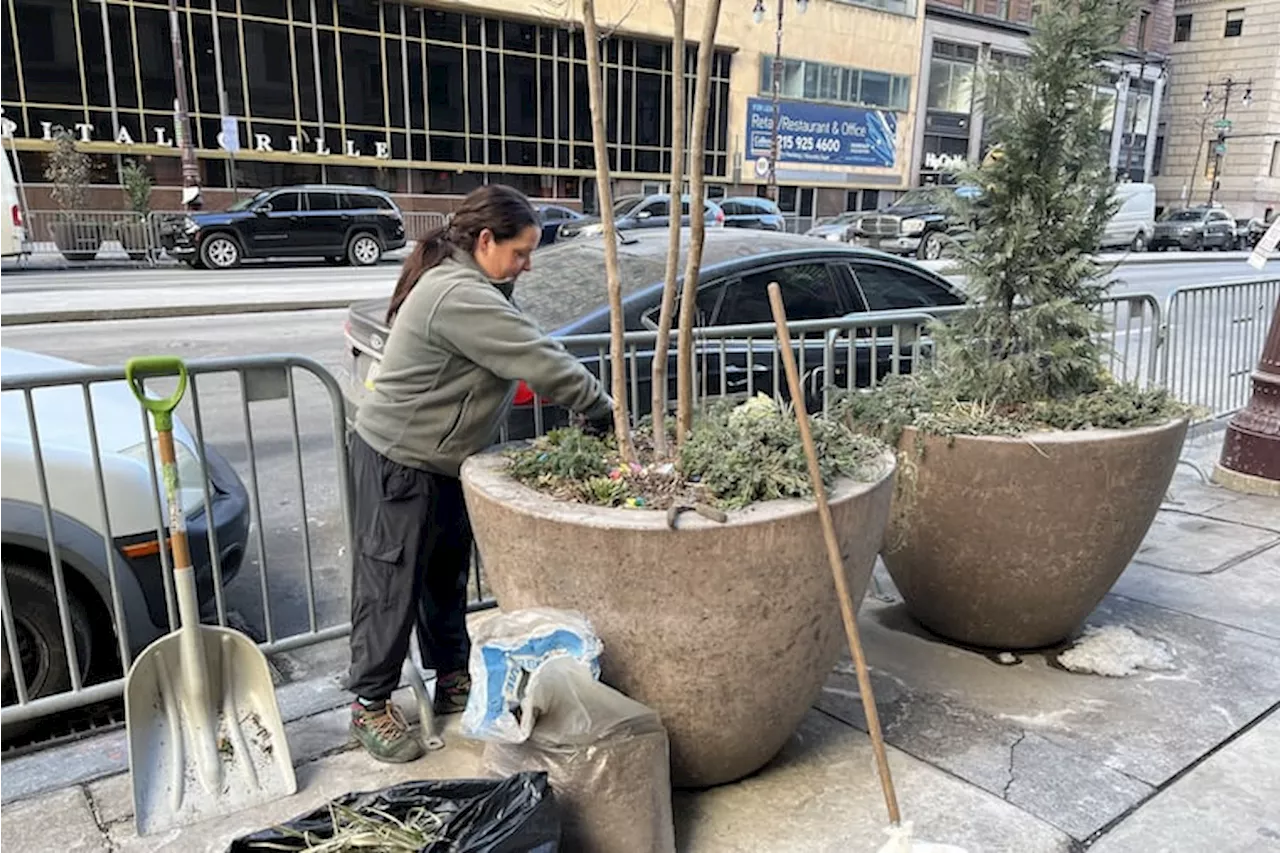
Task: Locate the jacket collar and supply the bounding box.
[449,246,514,299]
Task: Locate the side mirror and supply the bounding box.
[256,203,272,215]
[636,210,653,220]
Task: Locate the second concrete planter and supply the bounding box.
[883,419,1188,649]
[461,450,896,788]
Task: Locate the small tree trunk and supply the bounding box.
[650,0,686,458]
[674,0,723,446]
[582,0,636,463]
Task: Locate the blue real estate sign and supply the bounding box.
[747,97,897,168]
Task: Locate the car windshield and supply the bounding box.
[888,188,948,210]
[226,191,270,212]
[826,212,861,225]
[612,195,644,216]
[510,231,830,331]
[1163,209,1207,222]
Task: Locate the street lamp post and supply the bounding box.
[169,0,201,209]
[1203,77,1252,206]
[753,0,808,204]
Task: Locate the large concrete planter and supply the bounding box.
[883,419,1188,649]
[461,450,896,788]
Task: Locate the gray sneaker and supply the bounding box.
[350,700,423,764]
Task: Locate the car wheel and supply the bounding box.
[1131,232,1147,253]
[918,232,945,261]
[200,234,242,269]
[1,562,93,719]
[347,233,383,267]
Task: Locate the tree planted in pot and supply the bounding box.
[837,0,1190,650]
[45,127,102,262]
[460,0,898,788]
[117,159,153,261]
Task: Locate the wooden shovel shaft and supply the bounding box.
[155,427,193,570]
[767,282,902,826]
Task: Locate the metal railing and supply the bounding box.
[17,210,177,266]
[1161,277,1280,421]
[402,211,448,241]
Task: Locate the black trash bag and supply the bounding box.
[228,771,559,853]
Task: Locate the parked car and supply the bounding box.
[534,204,584,247]
[846,185,983,261]
[805,212,864,243]
[162,184,407,269]
[1150,206,1237,251]
[343,229,966,434]
[1,348,250,723]
[557,194,725,239]
[718,197,786,231]
[2,149,27,259]
[1100,183,1156,252]
[1234,214,1274,250]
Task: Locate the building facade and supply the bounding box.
[909,0,1174,189]
[1152,0,1280,218]
[0,0,925,218]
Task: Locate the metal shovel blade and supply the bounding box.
[126,625,297,836]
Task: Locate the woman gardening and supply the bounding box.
[348,185,614,763]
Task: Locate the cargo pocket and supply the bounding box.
[356,465,421,609]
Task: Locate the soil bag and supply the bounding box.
[463,608,604,744]
[227,771,559,853]
[484,657,675,853]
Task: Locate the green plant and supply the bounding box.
[121,159,153,216]
[44,128,91,215]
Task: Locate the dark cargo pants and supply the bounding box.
[346,434,474,702]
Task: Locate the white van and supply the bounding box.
[1101,182,1156,252]
[2,147,28,258]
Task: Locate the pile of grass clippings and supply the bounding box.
[506,394,890,510]
[835,373,1193,448]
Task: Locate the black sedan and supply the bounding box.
[343,230,965,434]
[535,204,585,247]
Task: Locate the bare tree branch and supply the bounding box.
[582,0,636,463]
[650,0,686,458]
[675,0,723,446]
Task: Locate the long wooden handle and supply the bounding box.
[767,282,901,826]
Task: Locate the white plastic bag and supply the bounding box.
[461,608,603,743]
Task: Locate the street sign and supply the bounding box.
[220,116,240,153]
[1214,119,1233,130]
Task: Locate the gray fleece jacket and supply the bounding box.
[355,248,611,477]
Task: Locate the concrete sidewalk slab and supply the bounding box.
[1089,710,1280,853]
[674,710,1073,853]
[1134,510,1279,574]
[818,549,1280,842]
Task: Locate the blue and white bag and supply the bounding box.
[461,608,604,743]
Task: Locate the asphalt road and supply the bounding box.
[1,255,1273,688]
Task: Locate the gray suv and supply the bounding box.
[1150,206,1237,252]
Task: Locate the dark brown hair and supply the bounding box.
[386,184,539,323]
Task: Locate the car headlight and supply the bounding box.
[579,224,604,237]
[120,438,208,515]
[826,231,844,242]
[182,217,199,234]
[901,219,925,236]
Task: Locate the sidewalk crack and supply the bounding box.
[82,785,120,853]
[1002,730,1027,800]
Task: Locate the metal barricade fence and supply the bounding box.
[0,355,355,727]
[401,211,448,242]
[20,210,178,266]
[1160,277,1280,422]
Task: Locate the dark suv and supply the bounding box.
[165,185,406,269]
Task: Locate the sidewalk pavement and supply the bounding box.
[2,429,1277,851]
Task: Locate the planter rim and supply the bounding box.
[462,448,896,532]
[901,416,1189,445]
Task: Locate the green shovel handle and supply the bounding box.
[126,356,188,433]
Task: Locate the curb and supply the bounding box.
[0,298,362,327]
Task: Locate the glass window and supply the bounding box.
[343,33,384,127]
[337,0,380,32]
[244,21,295,121]
[294,27,318,122]
[77,1,111,108]
[505,54,538,138]
[425,10,462,42]
[268,191,302,212]
[642,199,669,217]
[1224,8,1243,37]
[1174,14,1192,42]
[427,46,464,133]
[722,264,841,325]
[853,264,961,310]
[13,0,81,105]
[134,6,175,111]
[317,29,339,122]
[307,191,341,211]
[386,38,405,128]
[106,4,138,109]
